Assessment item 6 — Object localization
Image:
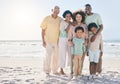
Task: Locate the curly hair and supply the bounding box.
[88,23,98,31]
[73,11,86,23]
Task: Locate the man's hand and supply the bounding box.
[100,51,103,58]
[41,29,46,48]
[87,51,89,56]
[42,41,46,48]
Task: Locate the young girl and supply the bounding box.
[88,23,103,79]
[68,11,88,79]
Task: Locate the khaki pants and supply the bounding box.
[80,59,84,74]
[73,55,82,76]
[43,42,58,74]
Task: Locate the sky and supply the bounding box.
[0,0,120,41]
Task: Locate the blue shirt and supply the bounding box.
[71,38,86,56]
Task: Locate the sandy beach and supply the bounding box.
[0,41,120,84]
[0,56,120,84]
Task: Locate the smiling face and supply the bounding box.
[76,29,83,38]
[52,6,60,16]
[65,13,72,22]
[75,14,82,23]
[85,6,92,15]
[91,27,97,34]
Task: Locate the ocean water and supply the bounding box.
[104,40,120,57]
[0,40,45,57]
[0,40,120,57]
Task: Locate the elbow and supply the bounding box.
[101,26,103,31]
[90,39,94,42]
[100,25,103,31]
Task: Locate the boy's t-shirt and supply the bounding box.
[71,38,86,56]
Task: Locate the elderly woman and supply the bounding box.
[58,10,73,75]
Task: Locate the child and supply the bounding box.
[88,23,103,79]
[71,26,86,79]
[68,12,88,79]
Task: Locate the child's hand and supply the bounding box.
[83,42,87,46]
[81,56,85,61]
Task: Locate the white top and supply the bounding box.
[89,34,103,51]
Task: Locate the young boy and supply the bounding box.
[88,23,103,79]
[71,26,86,79]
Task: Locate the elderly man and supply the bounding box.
[40,6,62,77]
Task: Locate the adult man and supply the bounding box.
[85,4,103,76]
[40,6,62,77]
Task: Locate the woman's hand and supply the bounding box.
[68,40,74,47]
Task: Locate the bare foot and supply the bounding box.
[60,70,65,75]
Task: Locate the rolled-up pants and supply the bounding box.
[73,55,82,76]
[43,42,58,74]
[58,38,71,68]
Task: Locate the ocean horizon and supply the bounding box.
[0,40,120,57]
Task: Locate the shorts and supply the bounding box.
[89,50,100,63]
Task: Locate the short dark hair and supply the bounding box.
[85,4,91,7]
[62,10,73,18]
[74,11,85,23]
[88,23,98,31]
[75,26,84,33]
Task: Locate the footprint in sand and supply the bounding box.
[1,80,16,84]
[13,79,22,82]
[1,80,10,83]
[25,78,35,82]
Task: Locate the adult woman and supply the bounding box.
[58,10,73,75]
[68,11,88,79]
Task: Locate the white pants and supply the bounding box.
[58,38,71,68]
[43,42,58,74]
